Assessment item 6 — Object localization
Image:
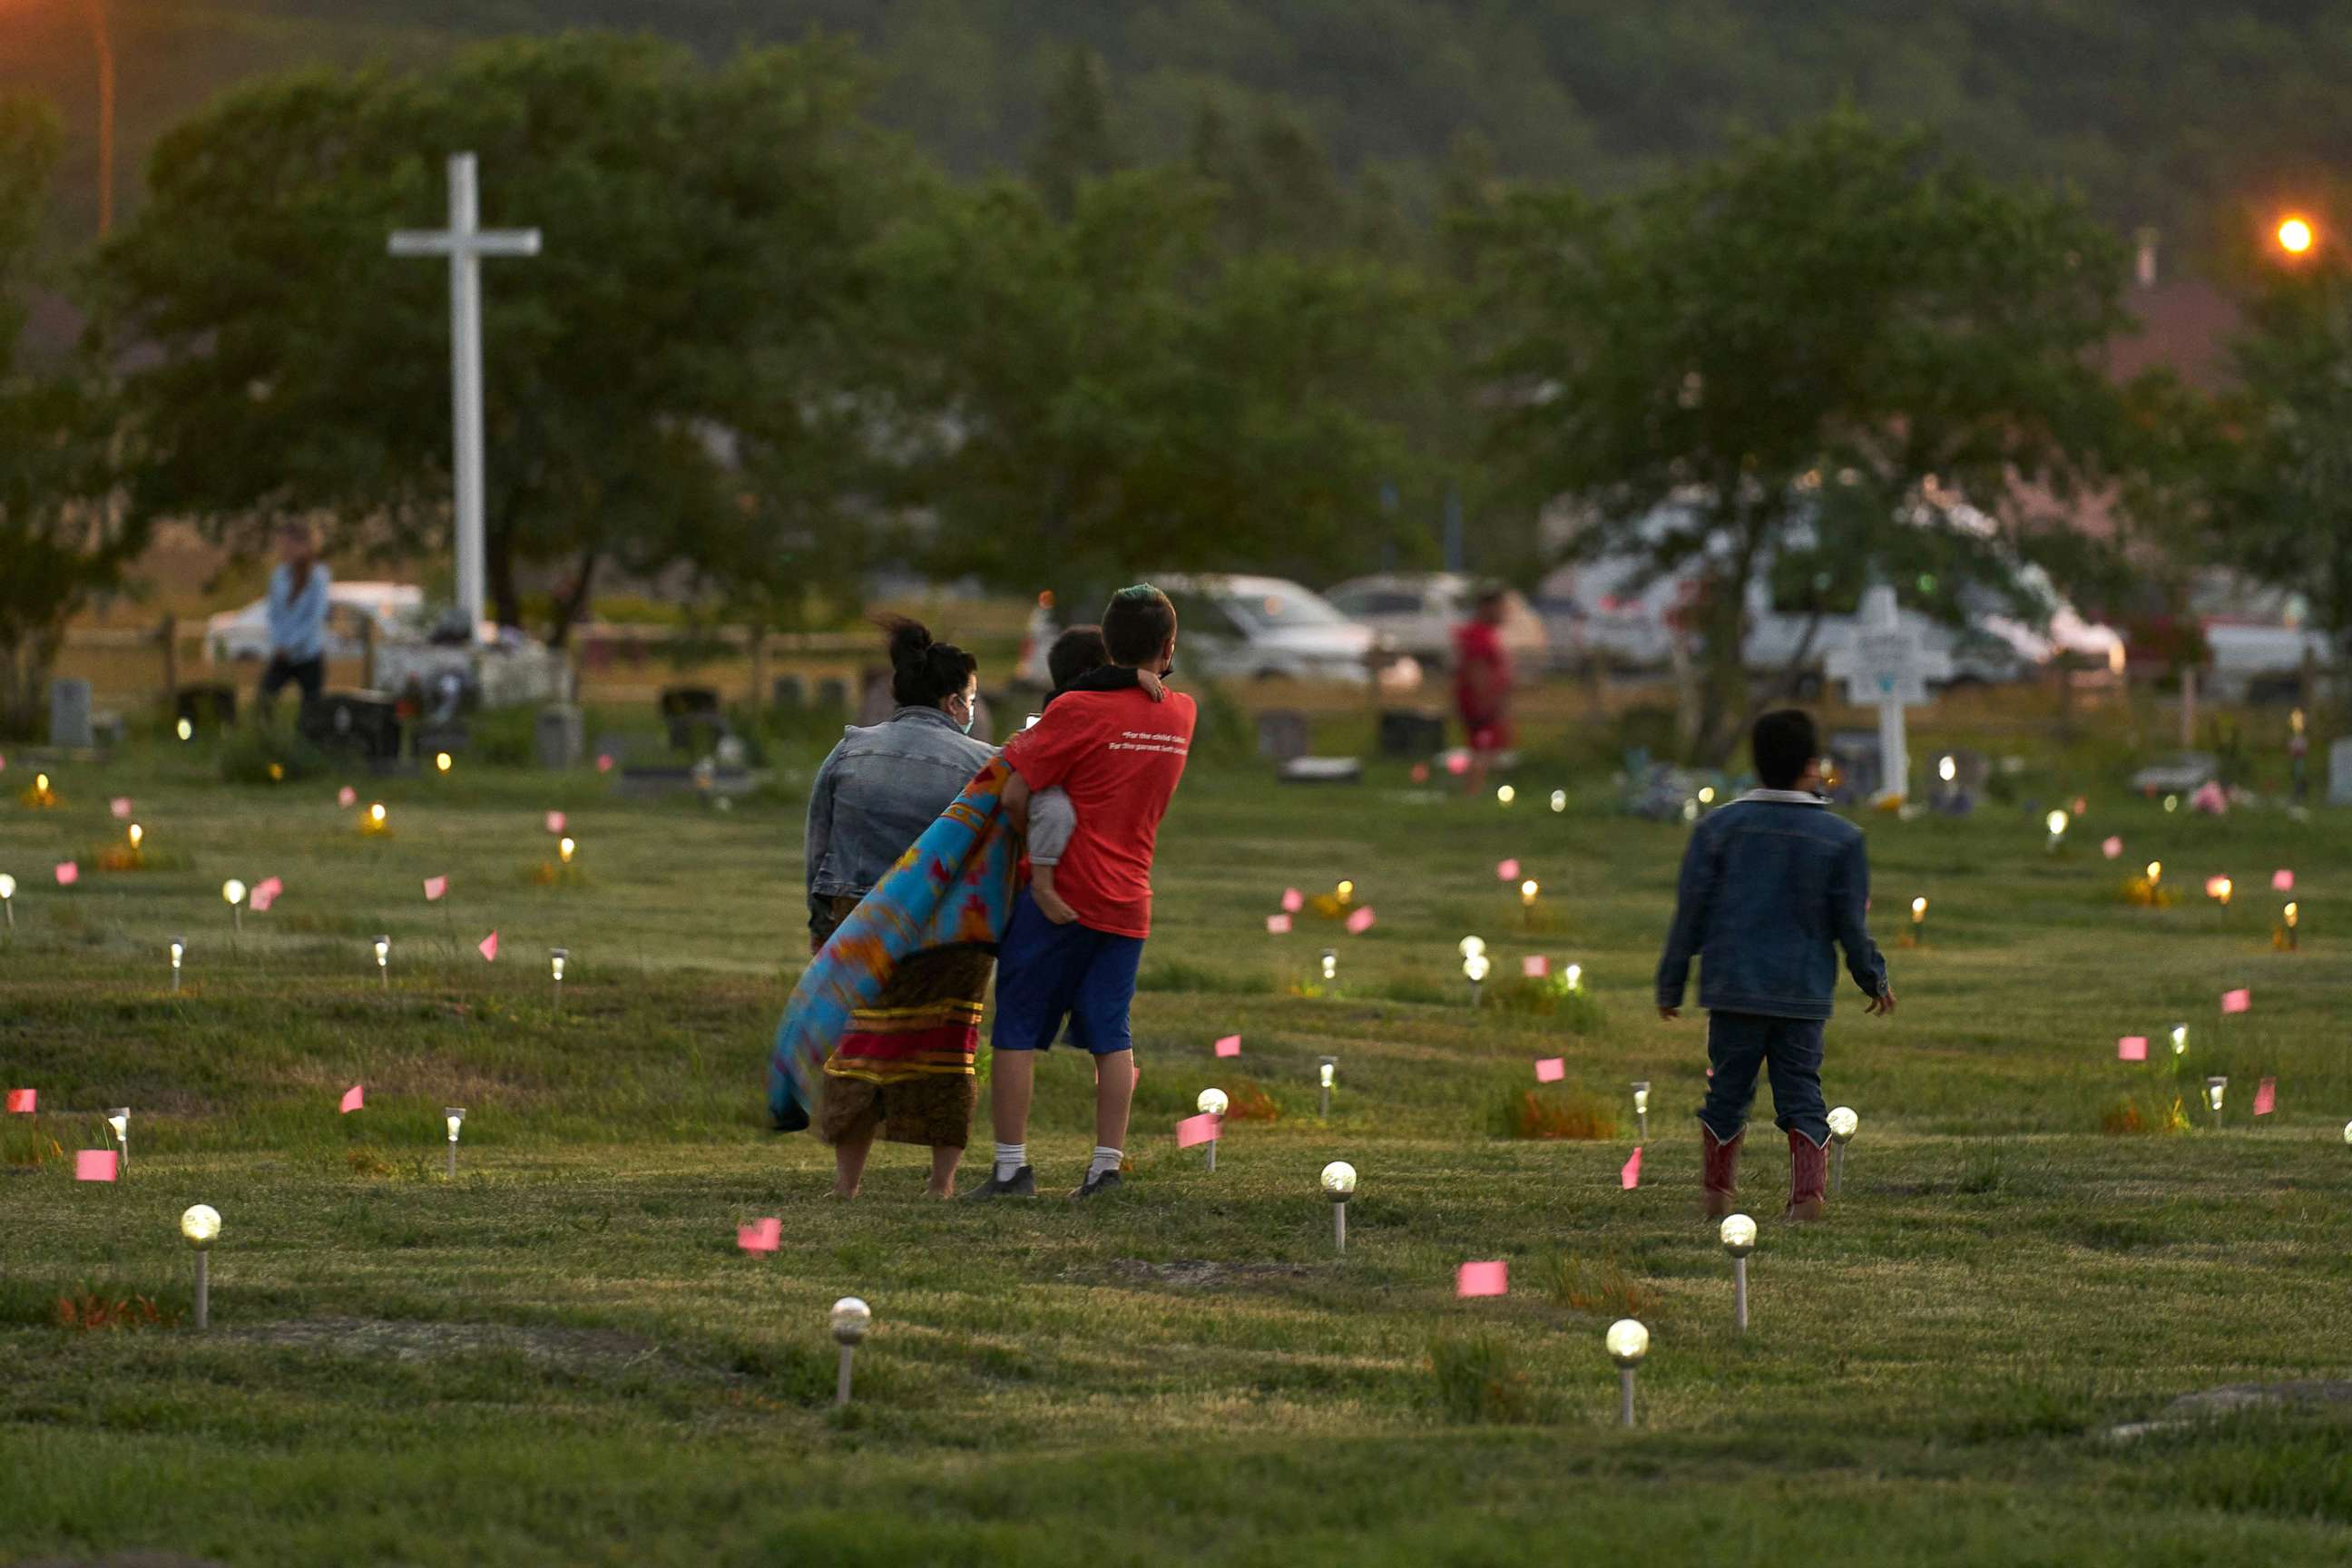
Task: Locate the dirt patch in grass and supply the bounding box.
[2108,1380,2352,1440]
[1092,1258,1313,1290]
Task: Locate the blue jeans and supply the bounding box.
[1697,1010,1828,1146]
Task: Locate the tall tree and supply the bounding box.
[2210,251,2352,681]
[0,95,130,737]
[1475,113,2139,760]
[1028,44,1120,221]
[93,34,896,643]
[869,167,1443,606]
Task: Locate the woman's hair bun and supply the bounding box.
[880,614,935,670]
[875,614,976,709]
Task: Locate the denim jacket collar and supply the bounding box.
[1737,788,1827,807]
[887,703,960,732]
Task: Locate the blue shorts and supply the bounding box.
[990,891,1145,1055]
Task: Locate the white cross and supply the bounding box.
[389,152,540,647]
[1822,585,1951,803]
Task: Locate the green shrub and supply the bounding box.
[1426,1334,1549,1425]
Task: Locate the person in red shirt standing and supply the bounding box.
[1453,583,1514,795]
[969,585,1195,1200]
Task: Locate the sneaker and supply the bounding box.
[1073,1168,1123,1200]
[965,1165,1035,1200]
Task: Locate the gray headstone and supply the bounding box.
[1256,710,1311,762]
[534,704,584,769]
[2330,738,2352,807]
[47,677,93,749]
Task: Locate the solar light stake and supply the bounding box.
[1197,1088,1227,1171]
[222,878,246,942]
[2205,1076,2227,1130]
[1462,947,1489,1008]
[550,947,567,1009]
[1632,1081,1651,1142]
[169,937,184,993]
[1318,1058,1337,1119]
[0,873,14,928]
[181,1205,220,1329]
[445,1107,465,1178]
[1720,1214,1756,1333]
[106,1107,128,1171]
[1607,1319,1649,1428]
[1827,1107,1857,1196]
[831,1297,870,1407]
[1320,948,1337,985]
[1322,1161,1356,1254]
[374,935,391,988]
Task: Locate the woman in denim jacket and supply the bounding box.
[800,617,996,1197]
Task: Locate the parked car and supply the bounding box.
[1540,501,2125,686]
[1323,573,1548,669]
[205,582,426,664]
[1152,573,1391,683]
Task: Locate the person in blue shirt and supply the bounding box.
[1656,709,1896,1222]
[259,522,331,716]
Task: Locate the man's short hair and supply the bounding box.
[1751,709,1819,790]
[1102,584,1177,666]
[1047,625,1110,690]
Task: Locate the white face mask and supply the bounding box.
[952,691,975,735]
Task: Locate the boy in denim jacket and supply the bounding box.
[1655,710,1895,1221]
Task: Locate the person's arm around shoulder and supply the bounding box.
[1655,815,1720,1020]
[1835,828,1896,1015]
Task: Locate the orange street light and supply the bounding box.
[2277,215,2316,256]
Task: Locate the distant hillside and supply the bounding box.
[6,2,2348,263]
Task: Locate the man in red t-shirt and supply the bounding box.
[1453,583,1514,795]
[969,585,1195,1200]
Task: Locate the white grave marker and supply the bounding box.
[389,153,541,646]
[1822,587,1950,804]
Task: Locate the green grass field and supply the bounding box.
[3,720,2349,1566]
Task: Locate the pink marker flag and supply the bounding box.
[1522,955,1549,979]
[1280,887,1304,914]
[545,810,566,835]
[110,797,132,819]
[2221,988,2251,1014]
[737,1217,781,1254]
[5,1088,34,1113]
[54,861,77,886]
[1455,1260,1508,1298]
[2272,868,2295,893]
[478,931,499,963]
[1496,858,1520,881]
[424,876,447,902]
[1620,1147,1642,1190]
[250,877,281,913]
[1534,1057,1565,1083]
[1445,752,1471,777]
[338,786,358,808]
[2117,1035,2148,1062]
[1214,1034,1241,1058]
[1410,762,1430,783]
[1265,914,1292,935]
[339,1084,364,1114]
[1175,1112,1221,1149]
[2102,836,2123,860]
[2254,1076,2277,1116]
[595,753,614,774]
[1345,906,1377,935]
[75,1149,118,1182]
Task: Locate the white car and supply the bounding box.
[205,582,425,663]
[1152,573,1386,682]
[1324,573,1549,669]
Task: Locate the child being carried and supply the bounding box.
[1027,625,1164,925]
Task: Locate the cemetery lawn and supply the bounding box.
[3,740,2350,1566]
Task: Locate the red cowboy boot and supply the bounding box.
[1786,1130,1828,1221]
[1700,1124,1743,1219]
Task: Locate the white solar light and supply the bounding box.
[1827,1105,1858,1194]
[1320,948,1337,983]
[1937,754,1957,783]
[1631,1080,1651,1139]
[105,1106,128,1169]
[2205,1075,2228,1126]
[1322,1160,1356,1253]
[830,1297,871,1406]
[1496,785,1515,806]
[181,1204,220,1329]
[1458,935,1486,959]
[176,717,194,741]
[1550,789,1566,813]
[1606,1318,1650,1427]
[445,1106,466,1176]
[1720,1212,1756,1333]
